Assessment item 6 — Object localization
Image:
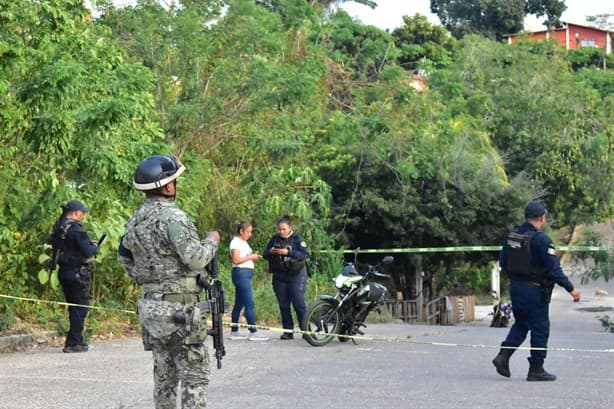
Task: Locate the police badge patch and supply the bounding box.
[300,241,307,248]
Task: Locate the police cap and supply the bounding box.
[63,199,90,212]
[524,200,547,219]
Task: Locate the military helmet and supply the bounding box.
[133,155,186,191]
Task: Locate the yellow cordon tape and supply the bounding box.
[5,295,610,354]
[0,294,136,315]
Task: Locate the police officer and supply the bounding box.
[263,215,308,340]
[492,201,581,381]
[118,155,220,409]
[49,199,98,353]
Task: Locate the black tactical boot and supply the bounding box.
[280,332,294,340]
[492,348,514,378]
[527,363,556,381]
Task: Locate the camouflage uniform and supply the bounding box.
[119,198,217,409]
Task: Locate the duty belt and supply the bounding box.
[144,292,200,304]
[511,280,541,287]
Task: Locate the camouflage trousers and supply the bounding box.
[151,329,211,408]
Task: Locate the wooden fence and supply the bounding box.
[385,295,475,325]
[384,299,419,322]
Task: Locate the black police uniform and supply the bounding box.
[263,232,308,338]
[497,221,574,377]
[53,216,98,351]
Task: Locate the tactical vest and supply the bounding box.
[49,218,84,264]
[122,204,167,284]
[268,234,305,275]
[505,228,546,276]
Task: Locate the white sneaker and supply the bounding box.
[228,332,248,340]
[247,332,269,341]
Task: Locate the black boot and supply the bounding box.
[527,361,556,381]
[492,348,514,378]
[280,332,294,340]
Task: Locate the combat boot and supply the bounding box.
[527,362,556,381]
[492,348,514,378]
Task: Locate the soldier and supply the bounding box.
[49,199,98,353]
[118,155,220,408]
[493,200,581,381]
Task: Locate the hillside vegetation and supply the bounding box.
[0,0,612,335]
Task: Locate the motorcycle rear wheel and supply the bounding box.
[302,300,340,347]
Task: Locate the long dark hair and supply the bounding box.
[236,220,252,234]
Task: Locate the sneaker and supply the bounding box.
[228,332,248,340]
[247,332,269,341]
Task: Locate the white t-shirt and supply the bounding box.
[229,236,255,269]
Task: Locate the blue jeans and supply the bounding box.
[272,270,307,330]
[231,267,257,333]
[502,283,550,365]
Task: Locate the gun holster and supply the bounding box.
[75,265,91,287]
[541,279,555,303]
[173,301,211,345]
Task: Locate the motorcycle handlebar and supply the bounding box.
[370,271,390,278]
[363,266,391,278]
[350,249,393,278]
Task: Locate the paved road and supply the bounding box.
[1,284,613,409]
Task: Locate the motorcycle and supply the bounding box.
[302,248,393,347]
[490,291,513,328]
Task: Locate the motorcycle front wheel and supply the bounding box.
[302,300,340,347]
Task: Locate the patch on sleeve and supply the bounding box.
[547,245,557,256]
[300,241,307,248]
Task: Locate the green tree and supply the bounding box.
[430,0,566,40]
[100,0,334,255]
[429,36,613,225]
[314,9,400,81]
[0,0,165,328]
[392,14,455,71]
[525,0,566,29]
[305,45,527,295]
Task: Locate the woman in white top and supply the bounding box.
[229,221,269,341]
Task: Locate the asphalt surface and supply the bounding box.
[1,282,613,409]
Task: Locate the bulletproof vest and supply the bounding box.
[269,234,305,275]
[49,218,81,263]
[122,204,167,284]
[505,228,544,276]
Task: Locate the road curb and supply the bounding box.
[0,331,60,353]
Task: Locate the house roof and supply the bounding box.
[504,21,614,38]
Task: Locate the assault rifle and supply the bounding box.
[174,255,226,369]
[200,256,226,369]
[45,246,61,272]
